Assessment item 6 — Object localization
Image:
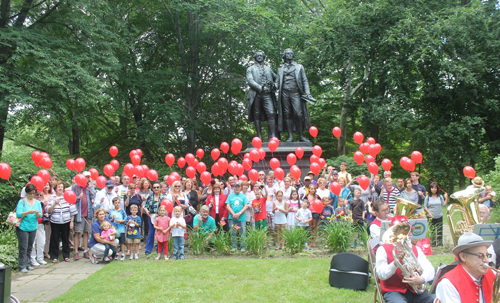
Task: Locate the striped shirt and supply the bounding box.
[381,188,400,211]
[46,195,78,224]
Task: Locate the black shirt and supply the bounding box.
[350,198,365,222]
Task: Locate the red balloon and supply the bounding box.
[66,159,75,171]
[211,149,220,161]
[231,138,243,155]
[0,163,11,180]
[268,140,278,153]
[400,157,409,170]
[244,153,250,159]
[310,162,321,176]
[312,199,323,213]
[382,159,392,171]
[242,158,252,171]
[196,162,207,174]
[368,144,378,157]
[295,147,304,159]
[228,161,239,175]
[366,137,376,145]
[31,151,41,167]
[177,157,186,168]
[30,176,44,191]
[185,166,195,179]
[411,151,423,164]
[290,165,301,180]
[95,176,106,189]
[129,150,138,159]
[75,174,87,188]
[239,175,248,182]
[185,153,196,166]
[64,190,77,205]
[74,158,86,172]
[165,154,175,167]
[218,157,228,172]
[37,169,50,184]
[367,162,379,175]
[252,137,262,149]
[89,168,99,180]
[131,155,141,166]
[124,163,135,177]
[258,148,266,160]
[237,164,244,177]
[166,176,175,186]
[359,176,370,190]
[170,172,180,181]
[318,158,326,169]
[353,151,364,166]
[270,158,280,170]
[463,166,476,179]
[287,153,297,166]
[110,159,119,171]
[211,163,220,177]
[312,145,322,157]
[134,165,144,178]
[374,143,382,155]
[136,149,143,158]
[147,169,158,181]
[310,155,319,164]
[39,152,48,162]
[248,169,259,182]
[274,168,285,181]
[332,127,341,139]
[220,142,230,154]
[103,164,114,177]
[359,142,370,154]
[406,159,416,172]
[309,126,318,138]
[141,165,149,176]
[196,149,204,159]
[109,146,118,158]
[353,132,364,145]
[162,199,174,213]
[40,157,52,169]
[250,150,260,162]
[200,171,211,186]
[365,155,375,164]
[330,182,341,195]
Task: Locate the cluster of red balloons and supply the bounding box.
[399,151,423,172]
[165,171,181,186]
[66,158,86,172]
[31,151,52,169]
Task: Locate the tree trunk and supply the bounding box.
[186,129,196,154]
[68,126,80,155]
[0,96,9,159]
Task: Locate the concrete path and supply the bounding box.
[11,258,103,302]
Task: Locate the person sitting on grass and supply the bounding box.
[170,206,187,260]
[273,190,289,250]
[154,205,171,261]
[226,183,250,252]
[319,197,334,228]
[252,187,268,231]
[88,208,118,264]
[100,221,117,262]
[126,204,141,260]
[193,205,216,246]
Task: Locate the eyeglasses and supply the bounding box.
[174,186,181,188]
[463,251,491,260]
[153,186,160,189]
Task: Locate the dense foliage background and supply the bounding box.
[1,0,500,216]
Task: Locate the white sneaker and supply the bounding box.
[30,259,40,267]
[37,259,47,265]
[120,254,125,261]
[129,255,133,260]
[134,253,139,259]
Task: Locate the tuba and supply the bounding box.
[382,222,426,294]
[395,197,422,220]
[447,188,484,246]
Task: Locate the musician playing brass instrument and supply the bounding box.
[436,233,496,303]
[376,220,436,303]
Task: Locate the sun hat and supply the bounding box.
[452,232,492,256]
[82,171,91,177]
[472,177,485,187]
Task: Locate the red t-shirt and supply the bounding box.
[81,189,88,217]
[252,197,267,221]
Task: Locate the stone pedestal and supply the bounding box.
[241,142,313,179]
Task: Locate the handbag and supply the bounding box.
[6,199,25,227]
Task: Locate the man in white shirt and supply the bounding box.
[376,223,436,303]
[95,180,118,212]
[436,233,494,303]
[117,175,130,210]
[466,176,485,192]
[224,176,236,196]
[265,175,280,230]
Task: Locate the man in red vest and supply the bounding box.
[376,222,436,302]
[436,233,495,303]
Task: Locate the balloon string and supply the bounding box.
[408,166,448,195]
[8,180,19,195]
[50,169,71,186]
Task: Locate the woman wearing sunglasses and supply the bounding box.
[144,181,166,254]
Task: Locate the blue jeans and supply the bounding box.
[173,236,184,259]
[145,217,156,254]
[229,219,246,249]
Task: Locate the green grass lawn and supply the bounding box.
[52,254,455,303]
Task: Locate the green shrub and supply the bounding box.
[281,227,309,254]
[426,221,440,245]
[189,229,208,255]
[213,230,232,254]
[322,221,355,253]
[244,228,268,255]
[0,224,18,268]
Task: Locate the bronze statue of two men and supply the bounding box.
[246,49,314,143]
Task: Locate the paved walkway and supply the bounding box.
[11,258,103,302]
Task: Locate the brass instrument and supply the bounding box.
[447,188,484,245]
[395,197,422,219]
[382,222,426,294]
[483,263,500,303]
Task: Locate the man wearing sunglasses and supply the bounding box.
[436,233,495,303]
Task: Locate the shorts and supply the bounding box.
[255,220,268,231]
[126,238,140,244]
[118,233,126,244]
[74,217,92,233]
[312,213,320,220]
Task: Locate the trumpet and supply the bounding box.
[483,263,500,303]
